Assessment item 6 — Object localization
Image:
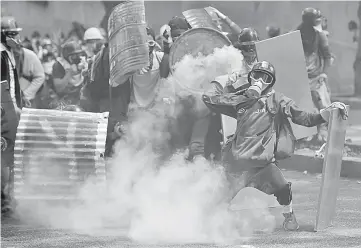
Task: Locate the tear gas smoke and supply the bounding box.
[15,45,276,244]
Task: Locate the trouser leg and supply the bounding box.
[188,114,211,159]
[104,82,131,159]
[227,163,293,208]
[310,77,331,142]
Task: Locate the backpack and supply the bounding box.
[265,93,296,160]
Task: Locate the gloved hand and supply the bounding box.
[207,7,227,20]
[320,102,348,121]
[161,24,172,54]
[319,73,328,79]
[113,122,126,138]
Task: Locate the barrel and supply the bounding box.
[13,108,108,200]
[182,8,220,30]
[108,1,149,86]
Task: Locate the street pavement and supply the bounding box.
[346,109,361,146]
[1,171,361,248]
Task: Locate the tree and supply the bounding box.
[355,1,361,96]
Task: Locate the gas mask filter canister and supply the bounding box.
[246,70,274,98]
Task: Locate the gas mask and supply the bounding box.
[3,31,21,50]
[147,39,156,54]
[66,51,86,65]
[313,18,323,32]
[246,70,274,98]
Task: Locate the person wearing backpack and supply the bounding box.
[202,61,348,231]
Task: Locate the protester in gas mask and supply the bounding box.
[50,41,87,109]
[83,27,105,58]
[216,27,260,95]
[1,16,23,216]
[297,7,333,142]
[203,61,348,231]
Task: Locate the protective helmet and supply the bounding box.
[302,7,322,26]
[1,16,22,33]
[247,61,276,86]
[83,27,103,41]
[266,25,280,38]
[238,27,259,45]
[61,41,85,60]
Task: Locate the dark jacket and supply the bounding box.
[202,84,325,168]
[1,50,22,107]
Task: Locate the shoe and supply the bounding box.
[283,211,299,231]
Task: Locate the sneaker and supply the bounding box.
[282,211,299,231]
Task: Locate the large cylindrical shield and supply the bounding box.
[169,27,231,86]
[169,28,231,72]
[182,8,220,30]
[108,1,149,86]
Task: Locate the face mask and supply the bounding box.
[240,44,258,65]
[313,23,323,32]
[5,36,21,50]
[246,71,273,98]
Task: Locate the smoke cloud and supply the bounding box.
[15,45,276,244]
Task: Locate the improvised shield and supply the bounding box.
[108,1,149,86]
[220,31,316,142]
[169,27,231,74]
[14,108,108,200]
[182,8,220,30]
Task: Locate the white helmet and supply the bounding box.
[83,27,103,41]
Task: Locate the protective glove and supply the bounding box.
[207,7,227,20]
[320,102,348,121]
[113,122,126,138]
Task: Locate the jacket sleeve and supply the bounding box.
[202,81,238,119]
[222,17,242,36]
[318,31,332,73]
[278,93,326,127]
[21,49,45,100]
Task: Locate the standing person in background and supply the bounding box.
[49,41,88,110]
[266,25,281,38]
[31,31,41,58]
[297,7,333,142]
[79,27,105,111]
[79,42,110,113]
[83,27,105,59]
[1,16,23,215]
[220,28,261,94]
[13,41,45,108]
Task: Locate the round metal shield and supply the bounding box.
[169,27,231,72]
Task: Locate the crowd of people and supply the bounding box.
[1,6,348,232]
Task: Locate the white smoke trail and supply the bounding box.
[15,45,276,244]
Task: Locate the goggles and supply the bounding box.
[68,51,86,64]
[4,31,19,38]
[249,70,273,85]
